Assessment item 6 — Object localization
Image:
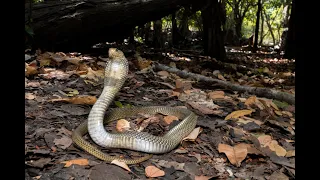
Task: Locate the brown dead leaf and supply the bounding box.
[225,110,253,120]
[187,101,220,115]
[61,158,89,167]
[235,143,263,155]
[39,70,72,80]
[57,127,73,137]
[25,93,35,100]
[282,111,293,117]
[116,119,131,132]
[274,110,283,116]
[257,135,272,146]
[25,62,38,76]
[163,115,179,125]
[195,175,214,180]
[174,148,188,154]
[28,158,51,168]
[241,116,263,126]
[217,74,226,81]
[257,135,286,156]
[156,160,185,171]
[138,116,160,132]
[268,141,287,156]
[175,79,192,90]
[245,96,257,106]
[208,91,225,99]
[26,81,41,88]
[286,150,295,157]
[49,95,97,105]
[218,144,248,167]
[145,166,165,178]
[269,172,289,180]
[136,59,152,70]
[86,67,104,82]
[157,71,170,77]
[39,58,51,67]
[189,153,202,163]
[182,127,202,142]
[111,159,131,172]
[53,136,72,149]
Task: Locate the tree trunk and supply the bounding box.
[179,7,191,38]
[263,10,276,46]
[259,8,264,45]
[25,0,206,51]
[145,22,152,45]
[172,11,178,46]
[284,0,296,59]
[201,0,226,61]
[153,20,163,49]
[253,0,262,52]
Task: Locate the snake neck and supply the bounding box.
[88,57,128,147]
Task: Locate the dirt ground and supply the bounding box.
[25,47,295,180]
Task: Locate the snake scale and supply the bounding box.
[72,48,198,164]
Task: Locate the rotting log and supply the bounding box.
[25,0,206,51]
[154,63,295,105]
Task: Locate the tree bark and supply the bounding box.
[153,20,163,48]
[259,8,264,45]
[284,0,296,59]
[25,0,206,51]
[172,11,178,46]
[154,63,295,105]
[253,0,262,52]
[201,0,226,61]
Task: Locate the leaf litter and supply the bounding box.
[25,47,295,179]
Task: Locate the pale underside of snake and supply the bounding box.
[72,48,198,164]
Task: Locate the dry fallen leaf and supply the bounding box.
[49,95,97,105]
[116,119,131,132]
[39,70,72,80]
[195,175,214,180]
[217,74,226,81]
[157,71,170,77]
[257,135,286,156]
[53,136,72,149]
[156,160,185,171]
[245,96,257,106]
[182,127,202,142]
[25,62,38,76]
[268,141,287,156]
[174,148,188,154]
[64,88,79,97]
[175,79,192,90]
[225,109,253,120]
[218,143,248,167]
[282,111,293,117]
[187,101,220,115]
[111,159,131,172]
[286,150,295,157]
[86,67,105,82]
[208,91,225,99]
[145,166,165,178]
[61,158,89,167]
[25,93,36,100]
[163,115,179,125]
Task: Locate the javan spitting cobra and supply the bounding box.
[72,48,198,164]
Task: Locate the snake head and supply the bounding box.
[108,48,125,59]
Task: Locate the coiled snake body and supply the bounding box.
[72,48,198,164]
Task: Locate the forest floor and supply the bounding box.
[25,44,295,180]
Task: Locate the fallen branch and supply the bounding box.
[154,63,295,105]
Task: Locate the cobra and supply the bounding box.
[72,48,198,164]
